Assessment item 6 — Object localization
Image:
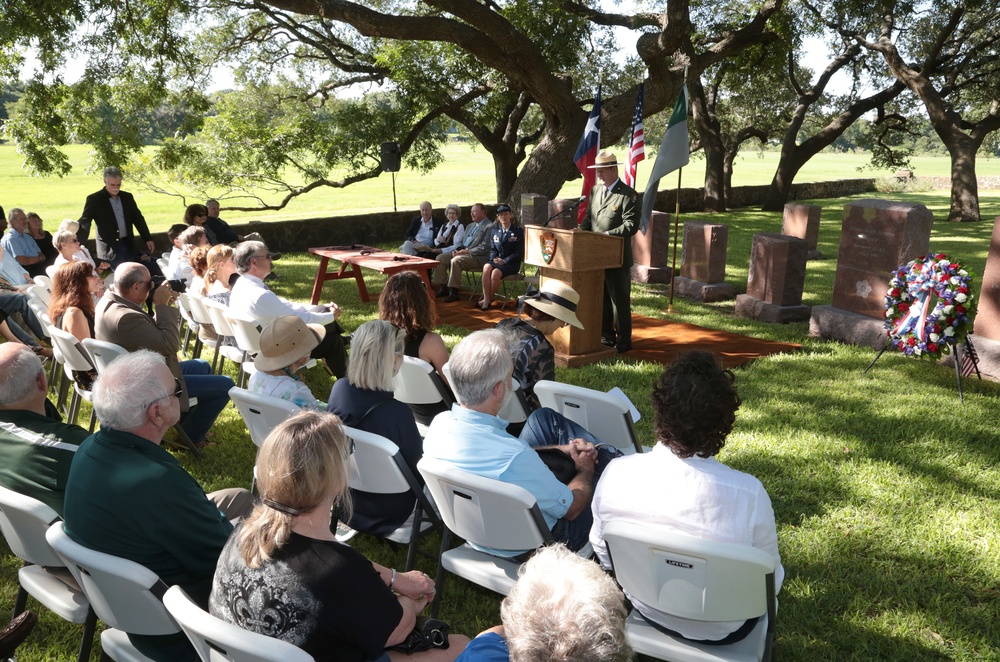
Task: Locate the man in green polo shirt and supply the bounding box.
[0,344,90,516]
[63,350,253,662]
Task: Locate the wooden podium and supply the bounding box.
[524,225,623,367]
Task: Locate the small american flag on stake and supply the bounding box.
[961,338,980,377]
[623,84,645,189]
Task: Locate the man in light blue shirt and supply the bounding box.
[1,209,46,278]
[422,328,601,557]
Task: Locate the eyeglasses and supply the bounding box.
[253,253,272,261]
[146,377,183,408]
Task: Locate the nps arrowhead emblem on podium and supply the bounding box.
[540,231,557,264]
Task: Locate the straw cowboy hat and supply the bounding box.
[522,281,585,329]
[255,316,325,372]
[587,151,619,169]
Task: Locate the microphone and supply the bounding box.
[545,196,587,227]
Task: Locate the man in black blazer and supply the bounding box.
[399,201,444,255]
[78,166,158,269]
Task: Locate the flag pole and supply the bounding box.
[667,167,683,313]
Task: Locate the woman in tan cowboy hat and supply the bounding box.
[248,315,326,410]
[495,280,584,411]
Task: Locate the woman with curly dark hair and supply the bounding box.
[589,351,783,646]
[378,271,449,383]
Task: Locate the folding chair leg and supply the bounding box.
[192,337,203,360]
[170,422,202,458]
[430,529,452,618]
[181,325,192,355]
[76,607,97,662]
[67,391,81,426]
[404,503,424,572]
[12,585,28,617]
[56,372,70,415]
[88,408,97,433]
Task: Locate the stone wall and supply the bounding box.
[651,178,878,214]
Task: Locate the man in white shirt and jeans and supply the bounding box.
[229,241,349,377]
[590,350,783,646]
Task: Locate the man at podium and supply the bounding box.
[581,151,639,353]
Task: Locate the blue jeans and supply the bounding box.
[180,360,235,443]
[0,291,46,344]
[518,407,622,552]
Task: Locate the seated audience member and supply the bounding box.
[399,200,443,256]
[478,204,523,311]
[0,611,38,660]
[327,320,423,536]
[96,262,235,447]
[49,262,101,388]
[183,203,218,245]
[203,244,236,304]
[172,226,209,287]
[422,329,611,557]
[0,234,32,288]
[211,410,469,662]
[205,198,265,245]
[433,203,494,302]
[249,316,325,410]
[496,281,583,411]
[54,220,109,273]
[63,350,253,662]
[0,313,24,344]
[230,241,349,378]
[456,544,630,662]
[379,271,450,423]
[416,203,465,258]
[0,344,90,516]
[26,212,57,266]
[2,208,47,278]
[187,246,210,299]
[590,350,784,646]
[164,223,190,279]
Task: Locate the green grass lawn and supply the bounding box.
[2,175,1000,659]
[4,142,1000,234]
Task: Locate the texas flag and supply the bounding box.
[573,86,602,224]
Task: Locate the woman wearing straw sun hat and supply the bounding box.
[496,280,584,411]
[248,315,327,410]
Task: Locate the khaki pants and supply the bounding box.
[433,252,485,288]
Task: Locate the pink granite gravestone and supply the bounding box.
[735,233,810,322]
[672,221,734,301]
[781,203,823,259]
[520,193,549,226]
[810,199,933,348]
[631,210,673,283]
[546,198,582,230]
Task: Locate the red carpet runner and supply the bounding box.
[434,297,801,369]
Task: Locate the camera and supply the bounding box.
[151,274,187,293]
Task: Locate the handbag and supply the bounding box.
[387,616,451,654]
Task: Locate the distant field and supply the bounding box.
[2,143,999,233]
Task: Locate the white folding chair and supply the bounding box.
[83,338,202,457]
[0,486,96,662]
[393,356,454,433]
[442,361,529,427]
[202,299,254,385]
[225,310,263,377]
[602,520,776,662]
[533,380,643,454]
[34,273,54,291]
[163,586,314,662]
[175,293,198,356]
[44,265,58,281]
[25,283,50,306]
[416,457,590,617]
[335,426,441,571]
[47,327,98,430]
[228,387,302,448]
[185,295,219,366]
[46,522,181,662]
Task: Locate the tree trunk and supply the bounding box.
[508,130,581,208]
[689,76,726,212]
[762,147,805,211]
[493,150,521,204]
[946,136,980,222]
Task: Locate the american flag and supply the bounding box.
[624,84,645,189]
[961,338,980,378]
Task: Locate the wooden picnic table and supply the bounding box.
[308,245,439,304]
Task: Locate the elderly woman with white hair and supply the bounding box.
[327,319,425,536]
[456,544,631,662]
[53,220,109,273]
[210,411,469,662]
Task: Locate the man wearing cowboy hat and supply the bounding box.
[496,280,584,411]
[581,150,639,353]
